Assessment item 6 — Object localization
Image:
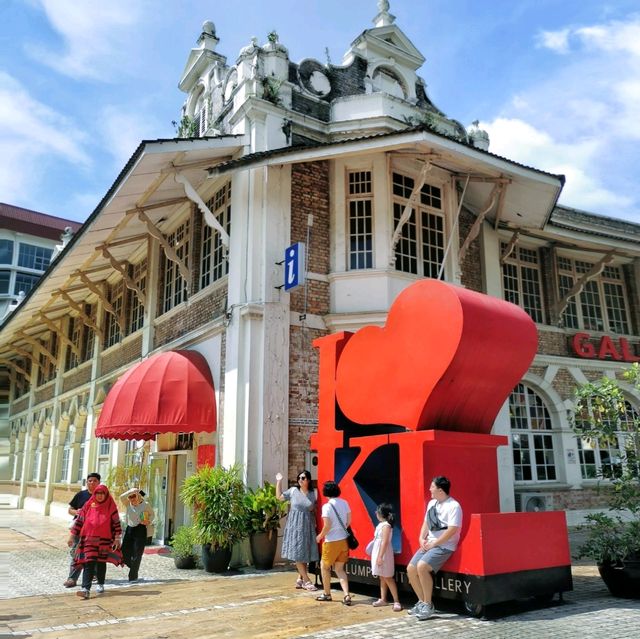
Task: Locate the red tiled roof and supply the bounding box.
[0,203,82,241]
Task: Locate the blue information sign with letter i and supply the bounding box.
[284,242,305,291]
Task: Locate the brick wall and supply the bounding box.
[34,383,55,405]
[459,208,483,292]
[552,487,613,511]
[62,365,91,394]
[101,335,142,376]
[287,161,331,479]
[153,287,227,349]
[538,329,571,357]
[12,396,29,414]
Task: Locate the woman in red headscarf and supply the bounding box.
[68,484,123,599]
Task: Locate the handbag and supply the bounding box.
[330,503,359,550]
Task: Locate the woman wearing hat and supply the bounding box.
[120,488,154,582]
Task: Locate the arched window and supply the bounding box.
[509,383,557,482]
[577,401,639,480]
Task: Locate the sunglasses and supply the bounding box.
[298,476,309,481]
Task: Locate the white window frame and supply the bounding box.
[501,244,545,323]
[200,185,230,289]
[347,170,374,270]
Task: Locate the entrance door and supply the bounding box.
[149,456,168,544]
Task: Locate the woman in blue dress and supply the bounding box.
[276,469,319,591]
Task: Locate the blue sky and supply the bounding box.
[1,0,639,224]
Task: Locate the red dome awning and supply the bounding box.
[95,350,217,440]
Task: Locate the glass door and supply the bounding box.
[149,456,168,544]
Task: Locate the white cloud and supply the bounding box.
[537,28,570,54]
[491,14,640,219]
[483,117,632,212]
[99,105,159,169]
[0,72,89,204]
[28,0,145,80]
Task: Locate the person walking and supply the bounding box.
[315,480,352,606]
[369,503,402,611]
[63,472,101,588]
[120,488,154,582]
[68,484,122,599]
[406,476,462,621]
[276,470,319,591]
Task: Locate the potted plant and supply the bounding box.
[244,481,287,569]
[170,525,198,569]
[573,363,640,598]
[180,464,248,573]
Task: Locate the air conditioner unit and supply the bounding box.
[515,493,553,513]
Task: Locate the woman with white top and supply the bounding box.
[120,488,154,582]
[315,480,352,606]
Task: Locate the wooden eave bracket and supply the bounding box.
[99,246,147,308]
[75,272,124,332]
[459,182,504,263]
[55,290,103,339]
[173,172,230,256]
[16,330,57,366]
[0,358,29,379]
[388,160,434,266]
[500,231,521,264]
[38,313,80,358]
[138,210,192,287]
[10,344,38,367]
[553,250,616,321]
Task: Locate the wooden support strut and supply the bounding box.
[138,209,191,286]
[500,231,520,264]
[74,272,124,332]
[37,313,80,358]
[99,246,147,308]
[389,160,433,266]
[459,183,502,264]
[11,345,38,367]
[17,331,57,366]
[0,358,30,379]
[554,250,616,322]
[56,291,103,339]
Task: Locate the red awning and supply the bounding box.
[95,350,217,440]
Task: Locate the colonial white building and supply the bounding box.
[1,2,638,539]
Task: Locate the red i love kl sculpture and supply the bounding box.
[310,279,572,613]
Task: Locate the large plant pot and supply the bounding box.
[598,556,640,599]
[202,544,232,573]
[174,555,196,570]
[250,531,278,570]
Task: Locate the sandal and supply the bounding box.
[303,581,318,591]
[392,602,402,612]
[316,593,332,602]
[342,594,352,606]
[372,598,387,607]
[295,578,304,589]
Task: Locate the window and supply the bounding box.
[0,239,13,264]
[105,280,124,348]
[37,332,58,386]
[14,272,39,295]
[501,245,544,323]
[392,172,444,278]
[0,270,9,294]
[176,432,194,450]
[18,244,52,271]
[76,427,86,482]
[66,311,93,370]
[97,437,111,479]
[129,260,147,333]
[509,384,557,482]
[577,401,638,479]
[32,448,41,481]
[347,171,373,269]
[162,219,190,312]
[59,428,73,482]
[557,258,630,334]
[200,186,230,288]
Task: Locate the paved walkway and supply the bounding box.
[1,507,639,638]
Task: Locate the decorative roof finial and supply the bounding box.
[373,0,395,27]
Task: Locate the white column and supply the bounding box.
[494,400,516,512]
[222,165,291,487]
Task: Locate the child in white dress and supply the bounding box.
[370,503,401,611]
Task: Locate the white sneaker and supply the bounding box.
[96,584,105,594]
[416,602,435,621]
[407,601,424,616]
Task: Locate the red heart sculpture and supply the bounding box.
[335,279,537,434]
